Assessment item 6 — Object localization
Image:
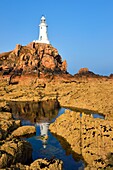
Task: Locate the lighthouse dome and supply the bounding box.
[41,16,46,22]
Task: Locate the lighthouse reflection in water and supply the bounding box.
[36,122,49,149]
[8,100,84,170]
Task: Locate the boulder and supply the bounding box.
[76,67,101,78]
[78,67,89,74]
[109,74,113,78]
[12,125,36,137]
[0,112,12,120]
[4,158,63,170]
[0,139,32,168]
[30,158,63,170]
[14,44,22,56]
[0,118,21,140]
[10,163,30,170]
[42,55,56,70]
[61,60,67,72]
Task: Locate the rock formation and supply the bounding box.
[0,42,67,79]
[0,101,63,169]
[12,126,36,137]
[30,158,63,170]
[0,139,32,168]
[49,109,113,169]
[0,42,113,169]
[0,111,20,140]
[74,67,102,78]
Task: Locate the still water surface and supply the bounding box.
[9,100,104,170]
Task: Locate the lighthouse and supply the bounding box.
[33,16,50,44]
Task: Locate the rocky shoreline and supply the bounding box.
[0,42,113,169]
[0,101,63,169]
[0,74,113,120]
[49,109,113,169]
[0,42,113,120]
[1,76,113,169]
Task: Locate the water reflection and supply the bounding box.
[36,122,49,149]
[8,99,60,124]
[67,107,105,119]
[8,100,85,170]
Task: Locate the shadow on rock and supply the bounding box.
[51,132,87,167]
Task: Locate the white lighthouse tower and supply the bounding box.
[34,16,50,44]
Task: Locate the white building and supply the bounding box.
[33,16,50,44]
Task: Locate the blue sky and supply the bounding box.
[0,0,113,75]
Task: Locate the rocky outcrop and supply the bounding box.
[49,109,113,169]
[30,158,63,170]
[0,74,113,120]
[75,67,101,78]
[78,67,89,74]
[0,102,63,169]
[4,158,63,170]
[0,112,20,140]
[0,42,67,78]
[109,73,113,78]
[12,126,36,137]
[0,139,32,168]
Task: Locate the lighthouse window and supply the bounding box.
[41,27,42,29]
[40,36,42,40]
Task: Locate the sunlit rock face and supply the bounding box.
[49,109,113,169]
[0,111,21,140]
[12,125,36,137]
[30,158,63,170]
[0,43,67,77]
[0,139,32,169]
[74,67,102,78]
